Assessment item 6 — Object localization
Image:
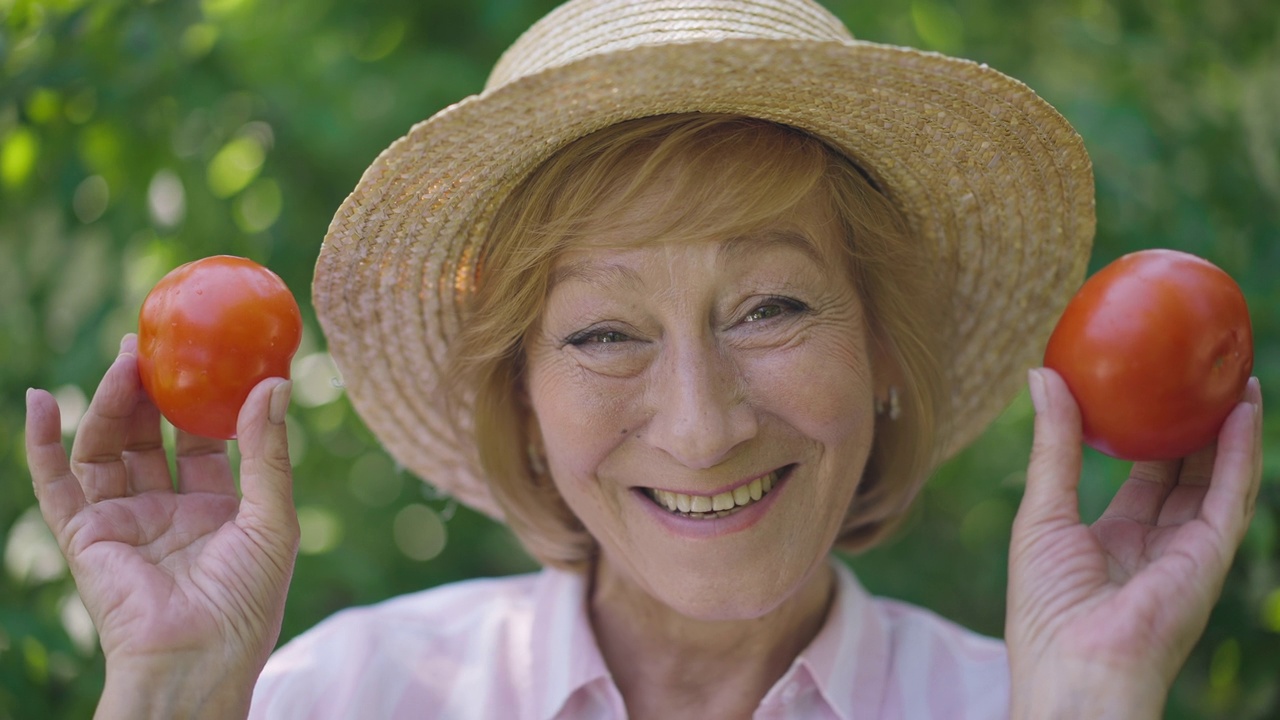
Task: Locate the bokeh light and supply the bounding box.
[393,504,447,562]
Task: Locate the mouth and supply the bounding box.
[642,466,793,520]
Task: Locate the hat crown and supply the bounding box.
[486,0,855,91]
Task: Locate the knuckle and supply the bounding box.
[258,450,293,479]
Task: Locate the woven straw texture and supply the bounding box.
[313,0,1095,519]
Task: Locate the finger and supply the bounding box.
[116,334,174,494]
[26,388,88,545]
[121,391,173,494]
[235,379,299,549]
[1098,458,1180,526]
[1153,444,1216,527]
[175,429,233,495]
[1200,377,1263,545]
[1016,368,1084,532]
[69,350,145,502]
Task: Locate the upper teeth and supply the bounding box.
[650,471,778,517]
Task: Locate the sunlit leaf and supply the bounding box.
[0,127,38,188]
[201,0,253,18]
[181,22,219,58]
[207,135,264,198]
[24,87,60,124]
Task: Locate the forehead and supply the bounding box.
[552,175,847,272]
[549,226,833,291]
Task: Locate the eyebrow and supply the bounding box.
[548,259,645,292]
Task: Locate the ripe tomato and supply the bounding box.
[137,256,302,440]
[1044,248,1252,461]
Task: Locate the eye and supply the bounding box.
[742,297,808,324]
[565,328,633,346]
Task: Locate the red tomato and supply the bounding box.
[137,256,302,440]
[1044,249,1252,461]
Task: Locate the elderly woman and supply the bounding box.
[25,0,1262,718]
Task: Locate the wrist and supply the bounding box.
[1010,659,1167,720]
[96,656,258,720]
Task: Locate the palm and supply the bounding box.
[66,491,285,660]
[1009,368,1262,695]
[1023,500,1222,672]
[25,338,298,674]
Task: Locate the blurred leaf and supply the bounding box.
[2,0,1277,717]
[0,126,38,188]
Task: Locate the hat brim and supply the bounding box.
[314,37,1094,519]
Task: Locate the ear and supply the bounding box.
[869,327,907,401]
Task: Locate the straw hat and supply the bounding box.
[313,0,1095,519]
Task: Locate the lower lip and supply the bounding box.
[631,467,793,539]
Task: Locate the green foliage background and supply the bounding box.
[1,0,1277,717]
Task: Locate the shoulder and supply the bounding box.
[873,597,1009,719]
[249,573,544,720]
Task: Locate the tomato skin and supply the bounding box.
[1044,249,1253,461]
[137,256,302,440]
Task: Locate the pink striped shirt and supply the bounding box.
[250,559,1009,718]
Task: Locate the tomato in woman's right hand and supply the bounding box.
[1043,248,1253,461]
[138,255,302,440]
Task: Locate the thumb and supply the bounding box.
[1017,368,1085,532]
[235,378,299,549]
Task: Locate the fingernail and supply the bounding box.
[269,380,292,425]
[1028,369,1049,414]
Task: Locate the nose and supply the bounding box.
[644,336,758,469]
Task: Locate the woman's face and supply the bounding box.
[525,193,882,621]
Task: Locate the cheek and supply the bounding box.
[526,355,633,477]
[747,337,875,444]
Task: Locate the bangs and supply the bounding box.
[525,114,840,258]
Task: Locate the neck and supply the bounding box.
[588,556,835,720]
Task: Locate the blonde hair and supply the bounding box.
[449,114,948,570]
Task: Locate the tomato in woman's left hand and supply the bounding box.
[138,255,303,439]
[1043,248,1253,461]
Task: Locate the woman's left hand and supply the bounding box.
[1006,368,1263,720]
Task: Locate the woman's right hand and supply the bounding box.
[25,334,300,719]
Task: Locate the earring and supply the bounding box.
[875,386,902,421]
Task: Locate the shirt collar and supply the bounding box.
[791,558,891,720]
[530,566,614,720]
[529,557,887,720]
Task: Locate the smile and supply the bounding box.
[643,468,788,519]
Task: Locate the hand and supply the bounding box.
[1006,368,1263,720]
[25,335,300,718]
